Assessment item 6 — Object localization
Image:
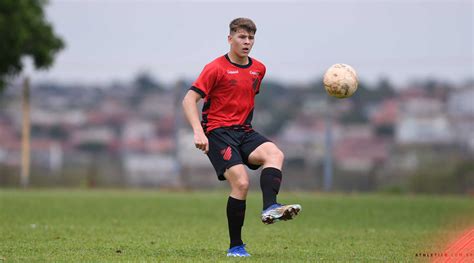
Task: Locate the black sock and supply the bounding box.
[260,167,282,210]
[227,196,246,249]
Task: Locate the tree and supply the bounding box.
[133,71,163,93]
[0,0,64,92]
[375,77,395,98]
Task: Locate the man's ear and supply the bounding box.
[227,34,232,44]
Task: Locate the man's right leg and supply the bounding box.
[224,164,250,255]
[205,129,251,256]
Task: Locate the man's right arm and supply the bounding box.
[182,90,209,153]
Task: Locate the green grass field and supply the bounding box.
[1,190,473,262]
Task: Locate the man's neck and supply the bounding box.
[227,52,249,65]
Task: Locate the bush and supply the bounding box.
[409,158,474,194]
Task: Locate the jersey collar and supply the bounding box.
[225,54,253,69]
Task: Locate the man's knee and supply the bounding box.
[225,165,250,193]
[267,148,284,164]
[234,179,249,193]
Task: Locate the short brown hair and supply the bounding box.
[229,18,257,34]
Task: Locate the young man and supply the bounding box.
[182,18,301,257]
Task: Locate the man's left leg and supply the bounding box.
[248,142,284,209]
[248,142,301,224]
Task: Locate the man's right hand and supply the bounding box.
[194,130,209,154]
[182,90,209,154]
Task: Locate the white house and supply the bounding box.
[396,98,453,144]
[123,153,180,187]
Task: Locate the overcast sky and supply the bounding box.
[24,0,473,86]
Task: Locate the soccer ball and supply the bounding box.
[323,63,358,98]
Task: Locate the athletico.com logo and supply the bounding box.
[221,146,232,161]
[415,252,474,258]
[424,228,474,263]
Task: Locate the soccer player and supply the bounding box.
[182,17,302,257]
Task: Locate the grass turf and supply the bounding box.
[1,190,473,262]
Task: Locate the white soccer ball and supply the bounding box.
[323,63,358,98]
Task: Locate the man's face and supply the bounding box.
[228,29,255,58]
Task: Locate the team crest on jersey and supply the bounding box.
[220,146,232,161]
[250,71,260,76]
[227,70,239,74]
[252,77,260,92]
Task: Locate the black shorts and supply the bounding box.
[206,127,271,181]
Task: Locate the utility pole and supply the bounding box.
[174,80,184,188]
[323,96,333,191]
[21,77,31,188]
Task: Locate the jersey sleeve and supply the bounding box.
[190,64,219,98]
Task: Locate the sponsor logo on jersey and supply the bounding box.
[227,70,239,74]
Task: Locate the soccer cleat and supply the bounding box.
[261,203,302,225]
[226,244,251,257]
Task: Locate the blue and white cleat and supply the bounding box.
[227,244,251,257]
[261,203,302,225]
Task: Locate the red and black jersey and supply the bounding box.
[190,54,266,133]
